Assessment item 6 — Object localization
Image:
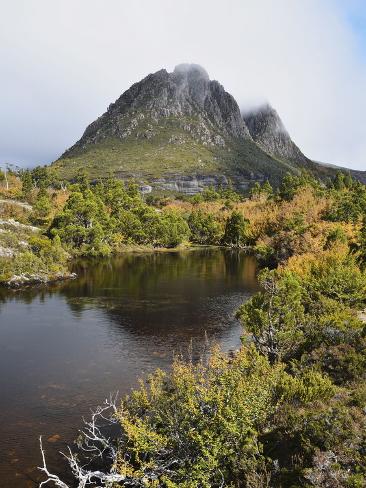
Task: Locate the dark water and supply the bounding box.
[0,249,258,487]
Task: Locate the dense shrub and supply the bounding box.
[114,346,284,487]
[222,211,251,247]
[0,235,68,283]
[188,210,222,245]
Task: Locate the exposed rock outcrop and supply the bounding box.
[243,104,310,165]
[55,64,350,191]
[63,64,251,157]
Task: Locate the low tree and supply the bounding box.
[188,210,222,244]
[40,346,285,487]
[20,170,33,198]
[359,217,366,267]
[250,180,273,200]
[222,211,250,247]
[50,190,111,256]
[31,166,49,189]
[237,270,305,363]
[31,189,52,225]
[279,171,320,201]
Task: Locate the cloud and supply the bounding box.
[0,0,365,169]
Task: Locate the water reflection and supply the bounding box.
[0,249,258,487]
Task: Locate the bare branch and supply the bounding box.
[39,437,69,488]
[38,393,126,488]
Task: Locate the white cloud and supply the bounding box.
[0,0,365,169]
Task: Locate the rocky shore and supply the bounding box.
[3,271,77,289]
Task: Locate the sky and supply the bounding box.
[1,0,365,170]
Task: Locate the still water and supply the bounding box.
[0,249,258,487]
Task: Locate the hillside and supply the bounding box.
[52,64,349,192]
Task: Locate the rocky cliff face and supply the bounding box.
[55,64,337,192]
[64,64,251,156]
[243,104,310,165]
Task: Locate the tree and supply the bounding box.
[325,183,366,223]
[343,172,354,189]
[359,217,366,267]
[112,208,146,244]
[201,185,220,201]
[279,173,301,201]
[236,270,305,363]
[222,211,250,247]
[188,210,222,244]
[333,171,346,190]
[156,210,190,247]
[0,164,9,190]
[279,171,320,201]
[262,179,274,198]
[250,180,273,200]
[31,191,52,225]
[250,182,262,199]
[21,170,33,198]
[73,168,89,193]
[31,166,49,189]
[50,190,111,255]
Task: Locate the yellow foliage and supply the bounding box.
[284,244,350,279]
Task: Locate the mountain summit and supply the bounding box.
[243,104,310,165]
[54,64,332,192]
[63,63,251,152]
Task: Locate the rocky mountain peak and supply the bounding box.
[173,63,210,82]
[66,65,252,155]
[244,104,287,136]
[57,65,332,191]
[243,103,309,165]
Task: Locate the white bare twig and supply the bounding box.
[39,392,187,487]
[38,393,125,487]
[39,437,69,488]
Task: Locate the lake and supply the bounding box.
[0,249,258,487]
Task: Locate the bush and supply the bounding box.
[237,269,305,363]
[114,346,284,487]
[222,211,251,247]
[50,190,111,256]
[188,210,222,245]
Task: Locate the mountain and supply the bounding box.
[315,161,366,185]
[52,64,349,193]
[243,104,310,166]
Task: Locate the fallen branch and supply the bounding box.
[38,393,125,487]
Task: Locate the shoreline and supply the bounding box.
[0,245,255,289]
[1,271,77,289]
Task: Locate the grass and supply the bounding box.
[51,112,335,187]
[51,113,298,183]
[53,136,219,180]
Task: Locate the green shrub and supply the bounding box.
[188,210,222,245]
[222,211,251,247]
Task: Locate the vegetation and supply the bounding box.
[2,163,366,483]
[1,165,365,276]
[29,169,366,487]
[188,210,222,245]
[49,177,191,255]
[50,109,313,186]
[0,235,68,285]
[221,211,251,247]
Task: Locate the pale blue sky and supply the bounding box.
[0,0,365,170]
[340,0,366,59]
